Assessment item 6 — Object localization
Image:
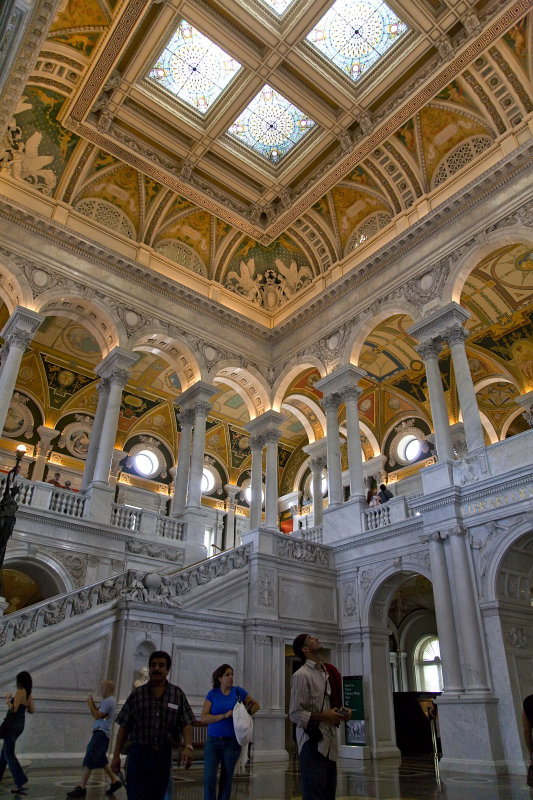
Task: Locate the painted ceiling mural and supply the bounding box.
[0,0,531,309]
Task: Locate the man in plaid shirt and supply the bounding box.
[111,651,195,800]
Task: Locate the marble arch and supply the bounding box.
[362,564,433,628]
[272,360,326,412]
[283,393,326,442]
[4,547,74,598]
[480,514,533,605]
[346,304,420,366]
[0,258,31,311]
[501,407,527,439]
[129,328,201,390]
[33,290,120,356]
[449,226,533,304]
[281,400,316,444]
[213,364,270,419]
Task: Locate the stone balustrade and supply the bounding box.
[296,524,323,544]
[0,542,251,648]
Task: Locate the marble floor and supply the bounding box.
[0,756,530,800]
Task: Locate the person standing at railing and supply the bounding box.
[378,483,393,504]
[366,487,380,507]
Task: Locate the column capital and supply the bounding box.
[414,338,443,361]
[419,531,443,545]
[5,329,34,352]
[443,323,469,347]
[315,363,367,398]
[245,409,285,439]
[310,455,327,471]
[178,380,218,409]
[303,438,327,460]
[250,433,266,451]
[97,376,111,395]
[95,346,138,379]
[36,426,60,455]
[0,306,44,340]
[514,390,533,428]
[338,385,362,403]
[322,393,342,413]
[193,399,212,419]
[109,368,130,388]
[407,301,470,342]
[176,406,196,427]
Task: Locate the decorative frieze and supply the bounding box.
[277,538,330,567]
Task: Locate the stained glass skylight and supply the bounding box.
[261,0,296,14]
[149,20,241,114]
[227,85,315,164]
[307,0,408,82]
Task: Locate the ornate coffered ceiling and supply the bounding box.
[0,0,531,314]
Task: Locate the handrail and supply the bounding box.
[0,543,251,649]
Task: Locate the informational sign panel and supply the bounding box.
[343,675,365,746]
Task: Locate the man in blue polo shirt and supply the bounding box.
[67,680,121,797]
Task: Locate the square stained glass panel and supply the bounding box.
[307,0,408,82]
[227,85,315,164]
[149,20,241,114]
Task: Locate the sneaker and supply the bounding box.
[66,788,86,798]
[105,780,122,796]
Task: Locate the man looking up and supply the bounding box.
[67,680,120,797]
[289,634,351,800]
[111,651,195,800]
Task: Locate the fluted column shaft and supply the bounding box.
[92,370,129,485]
[310,455,326,526]
[323,394,343,507]
[186,401,211,510]
[264,432,279,529]
[448,528,489,691]
[444,324,485,452]
[416,339,454,461]
[172,408,194,514]
[341,386,365,498]
[81,378,110,491]
[249,436,263,529]
[425,533,464,693]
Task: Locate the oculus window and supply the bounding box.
[149,20,241,113]
[134,449,160,478]
[201,466,217,494]
[307,0,407,82]
[228,85,315,163]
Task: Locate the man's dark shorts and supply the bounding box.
[82,730,110,769]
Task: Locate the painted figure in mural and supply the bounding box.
[111,651,195,800]
[289,634,351,800]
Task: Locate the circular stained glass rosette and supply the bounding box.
[149,20,241,113]
[228,86,315,163]
[307,0,407,81]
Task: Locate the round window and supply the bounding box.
[201,467,216,494]
[397,434,421,463]
[244,484,265,505]
[134,449,160,477]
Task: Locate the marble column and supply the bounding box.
[81,378,110,491]
[310,455,326,527]
[0,307,43,437]
[399,652,409,691]
[390,652,399,692]
[91,348,137,487]
[322,395,343,508]
[224,484,240,549]
[171,407,194,515]
[340,384,365,499]
[447,527,489,692]
[264,430,279,529]
[246,411,285,532]
[415,339,454,461]
[32,426,60,482]
[423,532,464,693]
[248,434,264,530]
[186,400,212,510]
[443,324,485,452]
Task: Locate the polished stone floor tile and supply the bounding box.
[0,757,530,799]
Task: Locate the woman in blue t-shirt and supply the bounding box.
[200,663,259,800]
